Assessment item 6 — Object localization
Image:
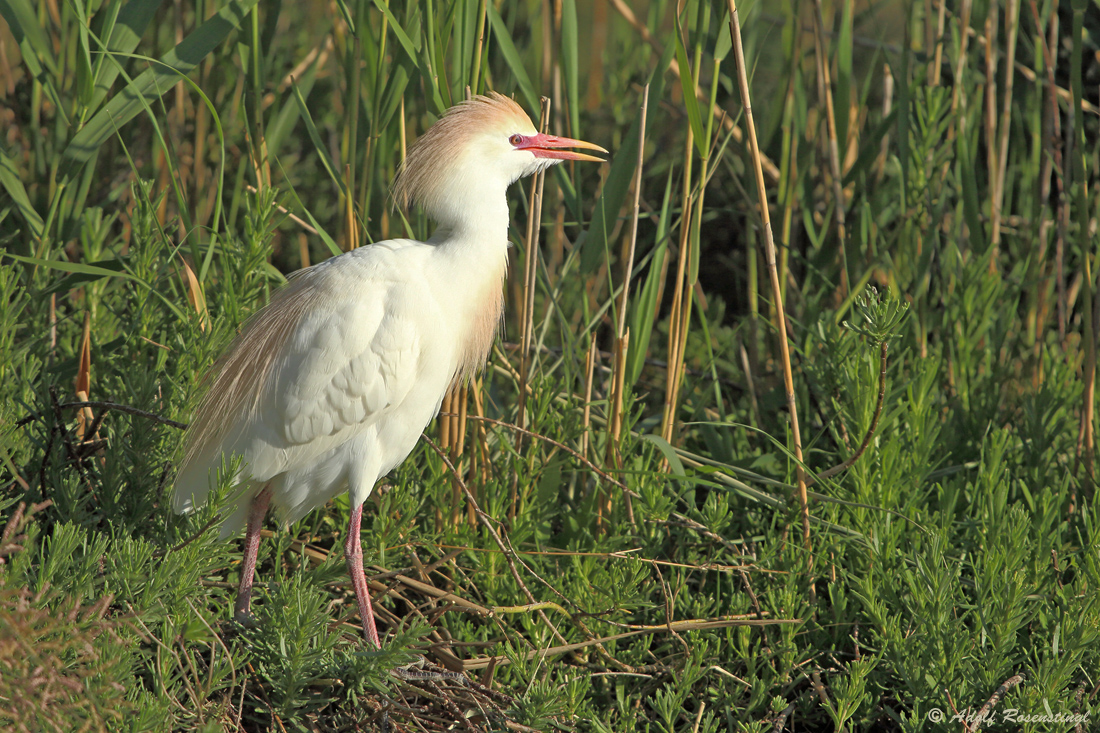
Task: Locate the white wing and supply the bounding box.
[173,241,444,530]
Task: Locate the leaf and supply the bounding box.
[0,147,44,242]
[841,108,897,187]
[1,252,142,282]
[371,0,418,63]
[39,258,130,297]
[626,169,675,387]
[0,0,59,75]
[0,0,66,120]
[371,0,445,115]
[275,167,343,259]
[59,0,261,181]
[485,2,538,113]
[88,0,163,112]
[957,130,984,245]
[289,79,348,198]
[641,435,686,476]
[835,0,854,156]
[673,13,705,159]
[713,10,732,62]
[376,60,412,133]
[70,1,95,109]
[179,260,209,331]
[560,0,579,136]
[580,41,672,273]
[266,56,321,160]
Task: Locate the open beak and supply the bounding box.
[517,133,608,162]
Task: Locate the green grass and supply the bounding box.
[1,0,1099,731]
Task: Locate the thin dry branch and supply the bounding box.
[422,436,567,647]
[56,401,187,430]
[460,615,797,672]
[965,675,1026,733]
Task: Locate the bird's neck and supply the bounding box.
[425,192,511,383]
[427,191,511,254]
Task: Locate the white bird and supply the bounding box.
[174,93,605,647]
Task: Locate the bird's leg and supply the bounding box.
[344,503,382,648]
[233,484,272,624]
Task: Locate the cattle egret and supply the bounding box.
[174,93,606,647]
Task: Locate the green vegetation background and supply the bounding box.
[1,0,1099,730]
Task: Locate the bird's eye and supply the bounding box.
[509,134,524,146]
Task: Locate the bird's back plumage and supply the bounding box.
[173,239,502,535]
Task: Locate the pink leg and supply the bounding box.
[345,503,382,648]
[234,484,272,623]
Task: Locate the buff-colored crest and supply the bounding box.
[392,93,534,213]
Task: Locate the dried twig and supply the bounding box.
[56,401,187,430]
[422,436,567,647]
[443,413,635,496]
[965,675,1025,733]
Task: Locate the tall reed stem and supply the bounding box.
[726,0,810,552]
[811,0,849,300]
[607,85,648,459]
[989,0,1020,271]
[1069,0,1093,488]
[512,97,551,521]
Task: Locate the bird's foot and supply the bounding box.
[388,655,465,682]
[232,610,259,630]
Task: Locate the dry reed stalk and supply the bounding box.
[439,391,453,448]
[1029,0,1061,368]
[877,65,893,182]
[449,384,469,526]
[580,339,597,463]
[511,98,551,522]
[298,232,310,269]
[343,163,358,250]
[659,122,694,450]
[471,0,488,92]
[75,312,93,441]
[1069,0,1094,486]
[989,0,1020,272]
[931,0,947,83]
[983,1,999,240]
[607,85,649,461]
[246,9,271,193]
[1047,0,1066,345]
[811,0,850,299]
[466,376,489,528]
[601,329,630,530]
[667,151,712,440]
[726,0,810,551]
[658,16,706,452]
[777,9,804,304]
[516,98,551,434]
[948,0,973,136]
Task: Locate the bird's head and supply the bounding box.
[393,93,606,230]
